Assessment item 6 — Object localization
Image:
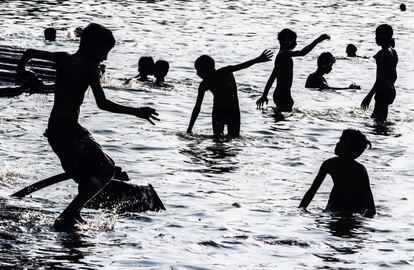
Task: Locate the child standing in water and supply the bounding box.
[361,24,398,122]
[187,50,273,138]
[299,129,376,218]
[256,29,330,111]
[17,23,159,229]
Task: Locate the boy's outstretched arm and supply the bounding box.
[256,65,277,108]
[290,34,330,57]
[187,83,206,133]
[327,83,361,91]
[17,49,68,75]
[90,67,159,125]
[223,50,273,73]
[299,161,328,210]
[16,49,69,92]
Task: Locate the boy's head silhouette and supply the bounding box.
[154,60,169,81]
[317,52,335,74]
[74,27,83,38]
[375,24,393,46]
[138,56,155,76]
[80,23,115,63]
[400,3,406,11]
[195,55,215,79]
[44,27,56,41]
[335,129,371,160]
[346,44,357,57]
[278,29,297,50]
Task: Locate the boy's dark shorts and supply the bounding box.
[45,128,115,183]
[273,91,294,112]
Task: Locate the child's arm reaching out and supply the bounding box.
[290,34,330,57]
[223,50,273,73]
[299,161,329,210]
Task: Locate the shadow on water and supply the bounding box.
[179,137,240,175]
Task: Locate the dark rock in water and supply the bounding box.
[86,180,165,213]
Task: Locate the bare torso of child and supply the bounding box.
[50,53,96,123]
[373,48,398,104]
[274,51,294,110]
[323,157,371,213]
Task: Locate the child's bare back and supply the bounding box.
[299,129,376,218]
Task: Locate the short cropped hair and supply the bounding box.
[80,23,115,50]
[138,56,155,73]
[342,129,372,159]
[376,24,393,41]
[195,55,215,70]
[155,60,169,72]
[44,27,56,41]
[317,52,335,66]
[278,28,297,41]
[346,44,357,56]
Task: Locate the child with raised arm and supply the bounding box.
[17,23,159,229]
[361,24,398,122]
[256,29,330,111]
[299,129,376,218]
[305,52,360,90]
[187,50,273,138]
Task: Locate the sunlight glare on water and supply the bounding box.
[1,0,414,269]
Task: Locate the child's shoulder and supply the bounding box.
[323,156,340,166]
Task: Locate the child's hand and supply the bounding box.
[318,34,330,42]
[361,96,371,109]
[136,107,160,125]
[256,96,268,109]
[349,83,361,89]
[257,49,273,63]
[18,71,45,94]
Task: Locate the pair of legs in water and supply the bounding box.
[46,123,115,228]
[211,91,293,138]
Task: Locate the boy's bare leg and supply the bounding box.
[54,176,112,228]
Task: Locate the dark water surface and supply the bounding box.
[1,0,414,269]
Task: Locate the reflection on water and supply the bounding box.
[180,138,240,174]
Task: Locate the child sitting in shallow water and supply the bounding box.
[299,129,376,218]
[305,52,360,90]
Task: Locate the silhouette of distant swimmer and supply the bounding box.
[256,29,329,112]
[400,3,406,11]
[154,60,170,86]
[187,50,273,138]
[346,44,357,57]
[44,27,56,41]
[299,129,376,218]
[305,52,360,90]
[125,56,155,84]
